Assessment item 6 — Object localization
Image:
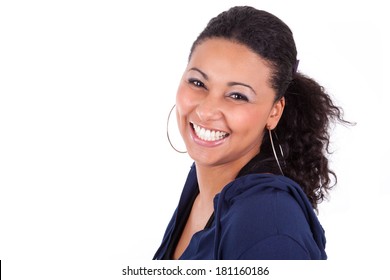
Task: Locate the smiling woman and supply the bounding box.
[177,40,280,170]
[154,6,348,260]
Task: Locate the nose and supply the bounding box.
[195,95,223,122]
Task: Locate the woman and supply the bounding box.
[154,6,347,260]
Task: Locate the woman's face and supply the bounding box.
[176,38,284,169]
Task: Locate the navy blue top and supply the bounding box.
[153,164,327,260]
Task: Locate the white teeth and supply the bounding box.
[192,123,228,141]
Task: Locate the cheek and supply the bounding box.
[175,82,195,132]
[227,107,268,135]
[175,82,197,117]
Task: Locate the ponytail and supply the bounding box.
[276,73,347,210]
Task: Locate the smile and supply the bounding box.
[191,122,229,142]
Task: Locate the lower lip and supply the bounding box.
[189,125,229,147]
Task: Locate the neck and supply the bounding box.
[194,162,242,203]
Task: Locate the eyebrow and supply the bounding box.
[188,67,257,95]
[189,67,209,80]
[227,82,256,95]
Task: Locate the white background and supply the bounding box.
[0,0,389,279]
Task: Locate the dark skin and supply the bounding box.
[173,38,285,259]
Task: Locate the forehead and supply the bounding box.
[188,38,272,86]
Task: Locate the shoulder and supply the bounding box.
[222,175,309,237]
[221,174,309,224]
[216,174,321,259]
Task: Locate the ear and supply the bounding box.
[266,97,285,130]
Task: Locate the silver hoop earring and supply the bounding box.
[167,105,187,153]
[269,129,285,176]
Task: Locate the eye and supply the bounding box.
[188,78,206,89]
[229,92,249,102]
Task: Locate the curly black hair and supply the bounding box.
[189,6,350,210]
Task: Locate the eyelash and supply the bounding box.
[187,78,249,102]
[188,78,206,89]
[229,93,249,102]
